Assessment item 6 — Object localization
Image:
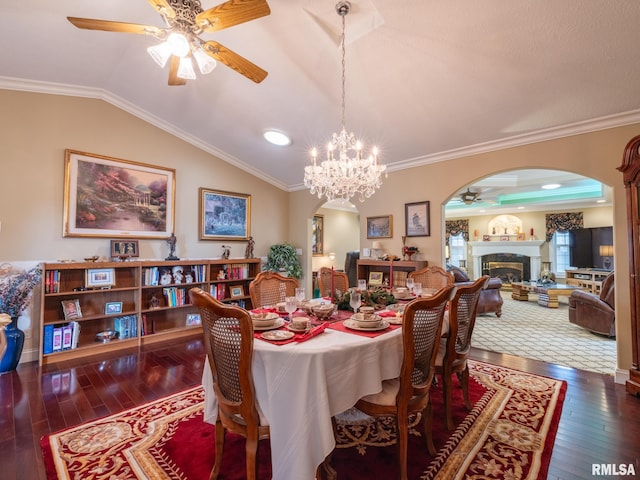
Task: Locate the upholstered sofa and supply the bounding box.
[568,272,615,337]
[448,266,503,317]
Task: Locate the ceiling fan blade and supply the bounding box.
[168,56,187,86]
[67,17,163,36]
[203,41,267,83]
[196,0,270,32]
[147,0,176,19]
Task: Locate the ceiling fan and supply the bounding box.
[67,0,270,85]
[460,188,482,205]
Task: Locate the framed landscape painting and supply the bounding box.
[199,188,251,240]
[63,150,175,238]
[366,215,393,239]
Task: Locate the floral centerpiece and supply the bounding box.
[333,286,397,311]
[0,265,42,318]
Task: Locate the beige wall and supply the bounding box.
[0,89,289,361]
[290,124,640,378]
[311,207,360,273]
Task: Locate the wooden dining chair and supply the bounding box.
[189,287,270,480]
[354,285,456,480]
[435,276,488,430]
[248,271,299,308]
[408,265,454,291]
[317,266,349,298]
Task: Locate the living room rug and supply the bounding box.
[41,360,566,480]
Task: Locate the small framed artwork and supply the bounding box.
[105,302,123,315]
[110,240,139,258]
[186,313,201,326]
[86,268,115,288]
[405,201,430,237]
[516,233,526,241]
[199,188,251,241]
[500,235,510,241]
[368,271,384,285]
[312,214,324,256]
[482,235,491,241]
[61,299,82,320]
[367,215,393,239]
[229,285,245,299]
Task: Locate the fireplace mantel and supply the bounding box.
[468,240,545,281]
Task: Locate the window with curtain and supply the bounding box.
[449,233,467,268]
[552,231,571,278]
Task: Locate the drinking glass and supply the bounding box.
[357,279,367,291]
[295,287,306,306]
[284,296,298,322]
[405,277,415,293]
[412,282,422,297]
[349,291,362,313]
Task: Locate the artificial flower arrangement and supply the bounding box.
[0,264,42,318]
[333,286,397,311]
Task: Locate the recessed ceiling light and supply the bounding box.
[541,183,561,190]
[596,199,606,203]
[263,130,291,146]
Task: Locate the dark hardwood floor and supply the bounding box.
[2,337,639,479]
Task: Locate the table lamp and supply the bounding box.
[599,245,614,270]
[372,241,382,259]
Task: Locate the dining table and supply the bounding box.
[201,306,405,480]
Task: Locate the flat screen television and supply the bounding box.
[569,226,613,270]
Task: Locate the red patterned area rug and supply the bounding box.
[41,360,566,480]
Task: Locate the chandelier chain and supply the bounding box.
[340,12,346,131]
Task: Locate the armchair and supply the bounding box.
[448,266,503,317]
[569,272,615,337]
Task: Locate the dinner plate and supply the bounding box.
[261,329,294,341]
[386,316,403,325]
[253,318,285,331]
[343,319,390,331]
[350,313,382,323]
[287,324,310,333]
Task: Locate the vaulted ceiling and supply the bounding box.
[2,1,640,196]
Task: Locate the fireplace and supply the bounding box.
[468,240,544,282]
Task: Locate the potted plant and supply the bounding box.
[264,243,303,279]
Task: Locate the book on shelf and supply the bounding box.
[46,321,81,353]
[114,315,138,339]
[45,270,60,293]
[223,263,250,280]
[162,287,188,307]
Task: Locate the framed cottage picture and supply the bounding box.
[312,214,324,256]
[199,188,251,241]
[86,268,115,288]
[63,150,175,238]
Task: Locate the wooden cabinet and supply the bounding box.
[39,258,261,366]
[356,259,428,287]
[619,134,640,396]
[565,269,610,294]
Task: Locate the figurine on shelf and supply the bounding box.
[402,245,419,261]
[160,269,172,285]
[221,245,231,260]
[185,272,194,284]
[172,266,184,284]
[149,294,160,309]
[165,232,179,261]
[245,236,255,259]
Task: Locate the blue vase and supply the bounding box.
[0,317,25,373]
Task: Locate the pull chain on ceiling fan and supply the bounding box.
[67,0,270,85]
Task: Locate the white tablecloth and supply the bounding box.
[202,326,403,480]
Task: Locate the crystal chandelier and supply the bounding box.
[304,1,386,202]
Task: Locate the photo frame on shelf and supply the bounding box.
[61,299,82,321]
[110,239,139,259]
[500,235,510,241]
[199,188,251,240]
[229,285,245,298]
[366,215,393,239]
[516,233,526,241]
[63,150,175,238]
[405,201,430,237]
[86,268,115,288]
[483,235,491,241]
[312,214,324,256]
[105,301,123,315]
[186,313,201,326]
[368,271,384,285]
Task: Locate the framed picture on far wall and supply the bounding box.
[405,201,430,237]
[312,214,324,256]
[367,215,393,239]
[199,188,251,241]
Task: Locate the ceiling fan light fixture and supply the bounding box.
[193,47,217,74]
[147,42,172,67]
[177,56,196,80]
[167,32,190,57]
